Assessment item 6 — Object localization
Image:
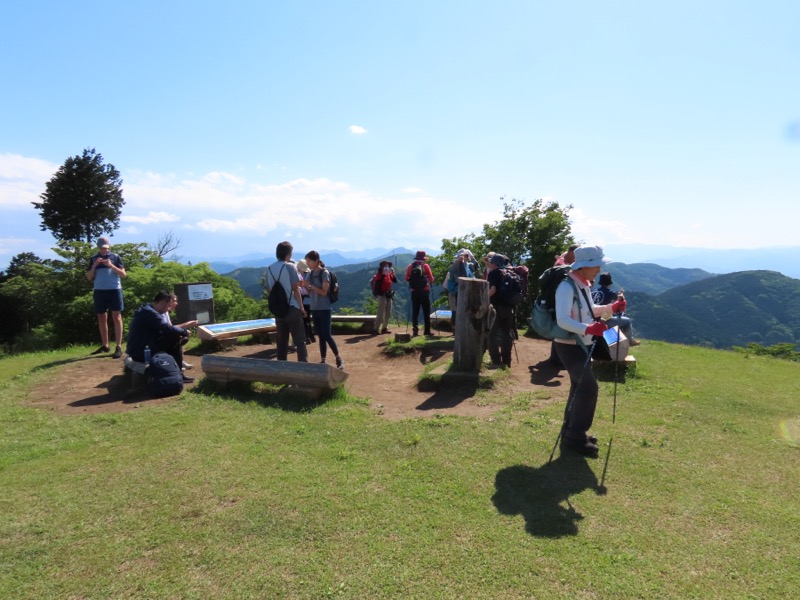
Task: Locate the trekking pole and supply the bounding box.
[549,338,598,463]
[612,323,621,424]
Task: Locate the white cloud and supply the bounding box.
[349,125,367,135]
[122,211,181,225]
[0,154,57,208]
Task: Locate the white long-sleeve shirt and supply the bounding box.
[555,272,614,345]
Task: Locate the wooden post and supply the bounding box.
[452,277,490,373]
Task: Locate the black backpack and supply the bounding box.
[408,262,427,291]
[147,352,184,397]
[325,269,340,304]
[531,265,580,340]
[495,268,525,306]
[267,264,290,318]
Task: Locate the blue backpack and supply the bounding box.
[147,352,184,397]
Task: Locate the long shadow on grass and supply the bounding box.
[193,379,333,412]
[492,454,605,537]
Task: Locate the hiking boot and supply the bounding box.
[320,358,327,364]
[587,434,598,445]
[412,330,419,337]
[92,345,110,355]
[381,329,391,334]
[182,375,194,384]
[182,361,193,370]
[335,356,345,370]
[112,346,122,359]
[630,339,641,346]
[562,438,599,457]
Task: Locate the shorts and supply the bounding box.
[94,289,124,314]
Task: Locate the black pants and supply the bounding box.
[410,289,431,334]
[153,331,186,368]
[488,303,515,367]
[555,342,598,443]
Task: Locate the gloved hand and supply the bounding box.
[585,322,608,337]
[612,298,627,314]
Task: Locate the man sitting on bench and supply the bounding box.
[126,290,195,383]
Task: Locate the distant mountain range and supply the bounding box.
[184,244,800,281]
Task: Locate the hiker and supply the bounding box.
[265,241,308,362]
[554,245,627,456]
[404,250,435,337]
[126,289,195,383]
[445,248,478,329]
[304,250,344,370]
[86,236,127,358]
[296,259,316,345]
[163,293,198,370]
[486,253,516,369]
[371,260,397,334]
[592,272,640,346]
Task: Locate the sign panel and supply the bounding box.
[188,284,213,300]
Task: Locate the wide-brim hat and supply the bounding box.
[490,254,508,267]
[571,245,609,270]
[454,248,474,260]
[296,259,310,273]
[414,250,427,261]
[379,260,393,268]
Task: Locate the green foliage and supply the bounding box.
[733,342,800,361]
[33,148,125,243]
[0,239,260,352]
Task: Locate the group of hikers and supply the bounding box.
[88,236,638,456]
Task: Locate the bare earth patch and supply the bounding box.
[26,331,570,420]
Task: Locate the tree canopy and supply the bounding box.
[33,148,125,243]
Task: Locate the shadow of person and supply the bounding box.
[492,455,605,537]
[528,361,565,387]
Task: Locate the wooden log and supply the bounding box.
[201,355,348,390]
[452,277,490,373]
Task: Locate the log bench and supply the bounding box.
[330,314,376,332]
[201,355,349,398]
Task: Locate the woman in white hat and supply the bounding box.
[554,245,627,457]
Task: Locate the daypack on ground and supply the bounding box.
[495,268,525,306]
[408,262,427,291]
[267,264,290,318]
[531,265,578,339]
[325,268,339,303]
[147,352,184,397]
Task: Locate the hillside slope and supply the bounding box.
[629,270,800,348]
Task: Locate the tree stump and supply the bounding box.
[452,277,490,373]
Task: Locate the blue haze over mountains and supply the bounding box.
[186,245,800,282]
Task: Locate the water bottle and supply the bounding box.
[143,345,151,363]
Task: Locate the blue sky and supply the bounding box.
[1,0,798,269]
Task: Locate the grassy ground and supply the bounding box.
[1,342,798,598]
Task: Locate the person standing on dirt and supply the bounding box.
[445,248,478,329]
[554,246,626,457]
[304,250,344,370]
[266,241,308,363]
[404,250,435,337]
[86,236,126,359]
[371,260,397,334]
[486,253,516,369]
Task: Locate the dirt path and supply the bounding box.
[26,331,570,420]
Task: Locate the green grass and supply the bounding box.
[1,341,798,598]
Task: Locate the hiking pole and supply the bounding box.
[549,338,598,463]
[613,323,621,424]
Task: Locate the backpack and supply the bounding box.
[494,268,525,306]
[325,269,339,303]
[370,274,382,296]
[446,270,458,295]
[147,352,184,397]
[267,264,290,318]
[531,265,580,340]
[511,265,529,298]
[409,261,428,291]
